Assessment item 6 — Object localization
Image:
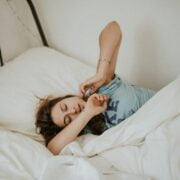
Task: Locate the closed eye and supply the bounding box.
[60,103,67,112]
[64,115,72,126]
[64,104,68,111]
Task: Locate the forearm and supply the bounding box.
[47,111,92,155]
[97,21,122,82]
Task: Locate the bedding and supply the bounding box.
[0,47,179,179]
[0,47,95,142]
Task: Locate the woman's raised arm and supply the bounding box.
[97,21,122,82]
[79,21,122,97]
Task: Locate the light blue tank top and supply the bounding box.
[83,74,156,133]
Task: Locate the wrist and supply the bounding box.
[81,109,94,120]
[96,71,107,83]
[97,63,109,75]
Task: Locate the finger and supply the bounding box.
[80,84,88,95]
[99,95,104,101]
[96,94,106,101]
[97,96,105,105]
[80,84,85,94]
[94,94,101,101]
[80,82,91,94]
[79,91,84,98]
[93,94,102,103]
[103,95,110,100]
[79,90,84,98]
[89,85,97,94]
[93,95,99,101]
[93,96,102,105]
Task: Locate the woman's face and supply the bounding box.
[51,96,86,128]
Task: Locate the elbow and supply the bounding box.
[108,20,119,26]
[106,21,122,43]
[108,20,120,29]
[47,142,61,156]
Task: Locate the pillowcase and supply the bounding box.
[0,47,95,141]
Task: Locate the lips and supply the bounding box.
[73,104,84,113]
[78,104,85,113]
[77,104,81,112]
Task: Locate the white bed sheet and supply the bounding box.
[0,74,180,180]
[0,47,179,180]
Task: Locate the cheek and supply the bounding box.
[53,117,61,127]
[71,113,80,122]
[51,111,63,128]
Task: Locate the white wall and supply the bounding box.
[33,0,180,90]
[0,0,42,62]
[1,0,180,90]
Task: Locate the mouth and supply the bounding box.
[77,104,81,112]
[77,104,84,112]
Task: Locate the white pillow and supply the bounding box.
[0,47,95,141]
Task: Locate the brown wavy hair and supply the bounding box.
[35,95,107,146]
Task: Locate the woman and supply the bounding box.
[36,21,156,155]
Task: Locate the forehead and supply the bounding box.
[61,96,79,103]
[50,96,80,126]
[51,101,62,126]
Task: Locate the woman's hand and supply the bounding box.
[79,73,107,97]
[83,93,109,117]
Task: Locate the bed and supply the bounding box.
[0,47,180,180]
[1,1,180,179]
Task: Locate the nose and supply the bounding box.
[65,108,79,121]
[68,108,78,115]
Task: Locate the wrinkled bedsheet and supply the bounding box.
[0,76,180,180]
